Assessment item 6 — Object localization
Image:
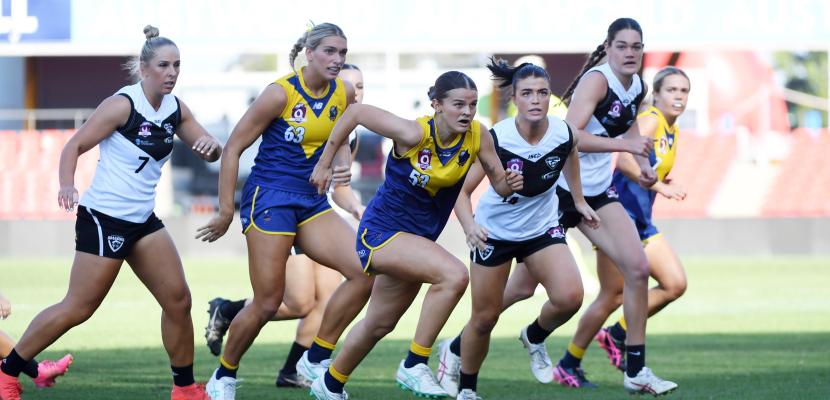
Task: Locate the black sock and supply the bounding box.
[172,364,195,387]
[307,342,334,363]
[459,370,478,392]
[609,322,627,342]
[525,319,553,344]
[1,349,29,377]
[559,350,582,369]
[324,370,345,394]
[281,342,309,374]
[216,361,238,380]
[21,359,39,379]
[219,299,246,320]
[449,334,461,356]
[625,344,645,378]
[403,350,429,368]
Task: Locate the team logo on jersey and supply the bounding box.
[163,123,174,136]
[606,186,619,199]
[547,225,565,239]
[139,122,153,137]
[312,101,324,110]
[358,249,367,258]
[329,106,338,121]
[658,137,668,153]
[478,244,494,260]
[545,156,561,170]
[164,137,173,144]
[506,158,524,175]
[417,148,432,171]
[457,150,470,166]
[107,235,125,253]
[291,103,307,123]
[608,100,622,118]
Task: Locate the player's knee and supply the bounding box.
[254,297,282,320]
[663,277,687,302]
[442,267,469,296]
[366,318,397,340]
[164,287,192,317]
[552,286,583,315]
[286,298,315,317]
[470,309,500,335]
[64,301,98,325]
[622,257,650,285]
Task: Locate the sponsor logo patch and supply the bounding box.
[417,148,432,171]
[506,158,524,175]
[291,103,307,123]
[478,245,494,260]
[608,100,622,118]
[547,225,566,239]
[138,122,153,137]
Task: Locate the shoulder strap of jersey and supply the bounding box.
[116,92,137,132]
[173,96,182,125]
[489,127,502,159]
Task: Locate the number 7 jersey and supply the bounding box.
[80,82,179,223]
[246,70,348,194]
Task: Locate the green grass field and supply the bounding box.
[1,256,828,399]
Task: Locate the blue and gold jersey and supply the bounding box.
[640,105,678,181]
[247,69,348,194]
[361,116,481,241]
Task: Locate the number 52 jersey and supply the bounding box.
[80,82,179,223]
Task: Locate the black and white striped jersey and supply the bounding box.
[474,116,573,242]
[80,82,180,223]
[559,62,644,196]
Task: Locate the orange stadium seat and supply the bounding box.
[762,130,830,216]
[653,132,737,218]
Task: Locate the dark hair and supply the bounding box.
[289,22,346,71]
[561,18,643,105]
[428,71,477,101]
[487,57,549,92]
[341,63,360,71]
[123,25,178,80]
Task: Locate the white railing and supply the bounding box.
[0,108,95,129]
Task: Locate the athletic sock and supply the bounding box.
[525,319,553,344]
[219,299,246,320]
[609,320,627,342]
[171,364,195,387]
[308,337,336,363]
[216,356,238,380]
[280,341,309,374]
[449,334,462,356]
[404,341,431,368]
[625,344,645,378]
[559,342,586,369]
[324,366,348,394]
[21,359,39,379]
[459,370,478,392]
[1,349,28,377]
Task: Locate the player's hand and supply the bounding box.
[332,165,352,186]
[0,294,11,320]
[505,170,524,192]
[655,178,686,200]
[625,135,653,157]
[196,212,233,243]
[464,223,489,251]
[638,166,658,188]
[575,200,600,230]
[58,185,79,213]
[309,162,334,195]
[192,135,220,160]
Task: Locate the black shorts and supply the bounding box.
[290,245,304,256]
[470,226,567,267]
[75,207,164,259]
[557,186,620,229]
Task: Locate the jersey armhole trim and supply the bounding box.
[116,93,136,132]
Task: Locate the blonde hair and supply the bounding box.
[123,25,178,81]
[288,22,346,71]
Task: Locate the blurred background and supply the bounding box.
[0,0,828,257]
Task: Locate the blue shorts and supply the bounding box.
[239,183,332,236]
[612,172,660,243]
[356,225,402,274]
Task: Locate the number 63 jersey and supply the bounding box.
[246,71,348,194]
[361,116,480,241]
[80,82,180,223]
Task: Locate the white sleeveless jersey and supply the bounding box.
[558,62,644,196]
[80,82,179,223]
[475,116,573,241]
